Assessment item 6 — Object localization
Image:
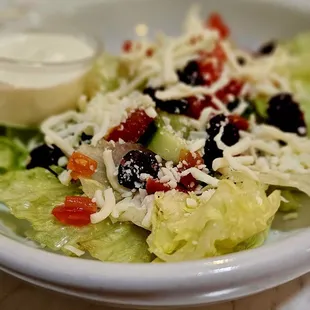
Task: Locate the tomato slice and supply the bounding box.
[216,79,244,103]
[52,196,97,227]
[179,174,198,191]
[179,149,204,169]
[178,150,204,191]
[146,178,171,195]
[106,109,154,143]
[228,114,249,131]
[186,96,218,119]
[67,152,97,180]
[206,13,230,39]
[198,44,226,86]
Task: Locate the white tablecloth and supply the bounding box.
[1,271,310,310]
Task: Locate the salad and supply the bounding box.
[1,8,310,263]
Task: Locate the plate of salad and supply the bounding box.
[1,0,310,307]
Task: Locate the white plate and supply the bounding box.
[1,0,310,308]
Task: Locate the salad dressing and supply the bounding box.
[0,32,97,126]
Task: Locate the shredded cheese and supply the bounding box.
[64,245,85,257]
[91,188,116,224]
[181,168,219,187]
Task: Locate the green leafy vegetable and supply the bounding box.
[85,53,122,99]
[147,178,281,262]
[0,137,29,173]
[279,190,302,213]
[0,168,152,263]
[259,172,310,197]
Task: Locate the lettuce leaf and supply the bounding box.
[279,190,302,213]
[147,178,281,262]
[0,137,29,174]
[259,172,310,197]
[0,168,152,263]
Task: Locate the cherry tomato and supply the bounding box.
[146,178,171,195]
[106,109,154,143]
[52,196,97,226]
[228,114,249,131]
[206,13,230,39]
[67,152,97,180]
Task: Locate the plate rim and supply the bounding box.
[2,0,310,307]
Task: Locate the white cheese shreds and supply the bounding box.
[186,198,198,207]
[91,188,116,224]
[201,189,216,201]
[58,170,72,186]
[63,245,85,257]
[181,168,219,187]
[41,92,155,154]
[94,189,105,209]
[189,139,206,152]
[57,156,68,167]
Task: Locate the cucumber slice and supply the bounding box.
[147,126,188,163]
[156,112,194,138]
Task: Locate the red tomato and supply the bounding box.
[216,80,244,103]
[146,178,171,195]
[228,114,249,131]
[67,152,97,180]
[179,149,204,169]
[206,13,230,39]
[122,40,132,52]
[179,174,197,191]
[64,196,97,208]
[178,150,204,191]
[186,96,218,120]
[106,109,154,143]
[52,196,97,227]
[198,44,226,86]
[175,184,189,193]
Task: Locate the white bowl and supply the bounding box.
[1,0,310,308]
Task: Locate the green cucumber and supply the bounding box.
[147,126,188,163]
[156,112,194,138]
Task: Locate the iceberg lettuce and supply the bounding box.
[147,178,281,262]
[0,137,29,174]
[0,168,152,263]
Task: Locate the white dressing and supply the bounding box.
[0,32,97,126]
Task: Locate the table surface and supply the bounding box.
[1,271,310,310]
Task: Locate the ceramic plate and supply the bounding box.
[1,0,310,308]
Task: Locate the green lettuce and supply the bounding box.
[0,168,152,263]
[0,137,29,174]
[147,178,281,262]
[85,53,122,98]
[279,190,302,213]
